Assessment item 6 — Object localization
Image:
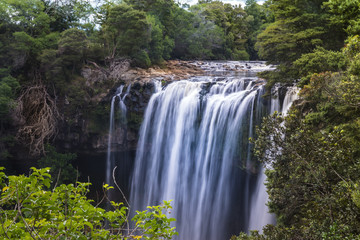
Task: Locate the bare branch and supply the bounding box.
[15,84,61,156]
[112,166,130,209]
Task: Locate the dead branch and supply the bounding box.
[15,84,61,156]
[87,60,110,75]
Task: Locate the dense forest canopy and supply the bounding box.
[0,0,271,158]
[1,0,360,239]
[234,0,360,239]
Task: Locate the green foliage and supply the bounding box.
[253,111,360,238]
[256,21,293,63]
[38,145,77,185]
[321,222,357,240]
[132,50,152,68]
[294,47,347,86]
[0,0,274,76]
[63,76,91,114]
[325,0,360,36]
[171,7,195,58]
[102,4,150,60]
[132,200,178,240]
[255,0,346,88]
[10,31,36,69]
[231,231,264,240]
[185,1,251,60]
[0,167,177,239]
[100,0,262,64]
[232,49,250,61]
[245,0,274,60]
[58,28,88,72]
[125,0,177,38]
[86,104,111,134]
[0,71,19,120]
[5,0,360,239]
[344,35,360,76]
[38,49,60,78]
[246,32,360,239]
[163,35,175,60]
[147,15,165,64]
[185,9,225,59]
[0,0,50,34]
[43,0,96,33]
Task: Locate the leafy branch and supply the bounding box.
[0,167,177,239]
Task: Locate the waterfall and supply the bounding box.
[152,78,163,92]
[282,86,299,115]
[248,85,279,232]
[130,75,272,240]
[270,83,280,114]
[128,60,300,239]
[248,84,299,232]
[106,86,124,187]
[105,84,131,194]
[120,84,132,119]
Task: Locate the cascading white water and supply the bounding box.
[152,78,163,93]
[120,84,131,118]
[282,86,300,115]
[128,61,299,239]
[105,84,131,191]
[248,85,279,232]
[270,83,280,114]
[130,70,273,239]
[248,84,299,232]
[106,86,124,187]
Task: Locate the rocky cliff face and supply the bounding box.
[55,60,204,154]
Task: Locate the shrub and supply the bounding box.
[0,167,177,239]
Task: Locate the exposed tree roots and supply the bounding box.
[15,85,60,156]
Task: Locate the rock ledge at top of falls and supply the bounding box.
[121,60,205,84]
[81,59,265,89]
[82,59,205,87]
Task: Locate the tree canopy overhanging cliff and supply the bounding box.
[0,0,271,159]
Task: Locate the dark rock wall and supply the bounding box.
[55,81,155,154]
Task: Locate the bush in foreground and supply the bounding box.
[0,167,177,239]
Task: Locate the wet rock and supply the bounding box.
[58,60,273,154]
[127,131,136,142]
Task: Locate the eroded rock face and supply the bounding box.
[57,60,204,154]
[118,60,204,84]
[56,83,153,153]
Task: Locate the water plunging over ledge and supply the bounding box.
[128,61,292,240]
[97,61,298,239]
[105,84,131,201]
